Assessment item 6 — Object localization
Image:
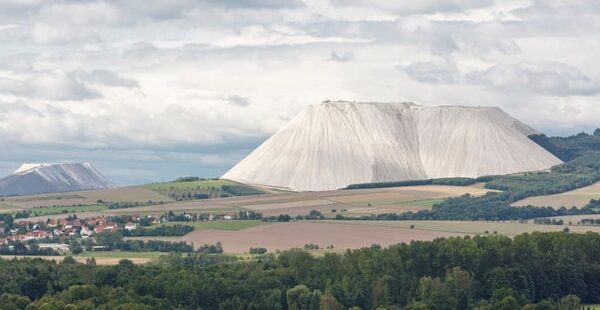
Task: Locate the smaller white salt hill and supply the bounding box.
[0,162,114,196]
[222,101,563,191]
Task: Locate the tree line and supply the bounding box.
[0,231,598,309]
[120,224,194,237]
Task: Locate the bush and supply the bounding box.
[249,247,267,255]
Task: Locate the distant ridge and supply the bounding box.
[0,162,114,196]
[222,101,563,191]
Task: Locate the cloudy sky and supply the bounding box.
[1,0,599,185]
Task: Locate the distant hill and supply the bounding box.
[0,163,114,196]
[143,178,264,201]
[223,101,562,191]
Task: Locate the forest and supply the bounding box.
[0,231,597,309]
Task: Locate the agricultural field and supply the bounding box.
[1,187,170,211]
[159,220,267,231]
[513,181,600,208]
[23,204,108,217]
[143,178,264,200]
[179,221,463,253]
[0,251,163,265]
[137,219,600,254]
[79,187,171,203]
[19,184,495,221]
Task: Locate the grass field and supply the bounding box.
[143,179,264,201]
[79,187,171,203]
[25,204,108,217]
[159,220,266,231]
[0,252,162,265]
[143,179,238,193]
[80,251,166,259]
[513,181,600,208]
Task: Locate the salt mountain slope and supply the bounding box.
[223,101,562,191]
[0,163,114,196]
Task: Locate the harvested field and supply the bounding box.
[138,219,600,254]
[513,182,600,208]
[180,221,463,253]
[325,220,600,235]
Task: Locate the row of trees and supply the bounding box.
[346,177,477,190]
[0,231,598,309]
[94,231,194,252]
[120,224,194,237]
[0,242,58,256]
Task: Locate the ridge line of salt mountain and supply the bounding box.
[13,162,93,175]
[0,162,114,196]
[222,101,562,191]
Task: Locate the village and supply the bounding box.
[0,210,254,254]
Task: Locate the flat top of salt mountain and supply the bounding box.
[223,101,561,191]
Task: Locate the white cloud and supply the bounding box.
[0,0,599,184]
[0,71,100,101]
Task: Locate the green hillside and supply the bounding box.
[143,178,264,201]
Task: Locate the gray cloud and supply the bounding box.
[329,0,496,15]
[227,95,251,107]
[75,70,140,88]
[329,51,354,62]
[398,61,459,84]
[467,63,600,96]
[0,71,100,101]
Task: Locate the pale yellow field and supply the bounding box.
[514,182,600,208]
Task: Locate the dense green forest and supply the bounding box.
[529,130,600,161]
[0,232,597,309]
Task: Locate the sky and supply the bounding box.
[0,0,599,185]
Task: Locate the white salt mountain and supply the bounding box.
[223,101,562,191]
[0,163,114,196]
